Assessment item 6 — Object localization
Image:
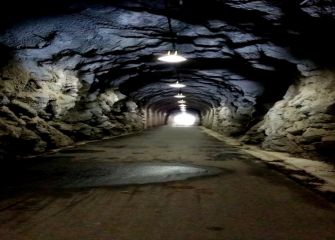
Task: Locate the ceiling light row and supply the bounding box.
[159,51,188,112]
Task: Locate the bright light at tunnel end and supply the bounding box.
[173,112,196,127]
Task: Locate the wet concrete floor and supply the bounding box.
[0,126,335,240]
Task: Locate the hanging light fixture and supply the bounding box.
[158,51,187,63]
[158,0,187,63]
[180,104,186,111]
[174,92,185,98]
[177,99,186,104]
[179,103,187,107]
[169,80,186,88]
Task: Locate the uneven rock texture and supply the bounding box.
[242,70,335,159]
[0,61,147,159]
[2,0,333,112]
[0,0,334,159]
[202,80,262,135]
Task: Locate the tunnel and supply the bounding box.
[0,0,335,239]
[167,109,200,126]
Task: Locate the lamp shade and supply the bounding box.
[174,93,186,98]
[158,51,187,63]
[169,81,186,88]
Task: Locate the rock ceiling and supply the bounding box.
[0,0,334,113]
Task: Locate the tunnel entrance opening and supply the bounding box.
[173,112,196,126]
[167,111,200,127]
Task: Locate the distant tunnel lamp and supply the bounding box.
[173,112,196,126]
[158,51,187,63]
[174,93,185,98]
[178,99,186,104]
[169,81,186,88]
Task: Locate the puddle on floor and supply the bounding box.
[65,163,223,188]
[2,162,223,189]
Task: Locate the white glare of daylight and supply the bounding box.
[178,99,186,104]
[173,112,196,126]
[158,51,187,63]
[180,108,186,112]
[174,93,185,98]
[169,81,186,88]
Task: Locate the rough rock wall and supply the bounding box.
[0,62,148,160]
[202,80,262,136]
[242,70,335,160]
[202,103,255,136]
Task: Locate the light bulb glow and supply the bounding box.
[178,99,186,104]
[174,93,185,98]
[169,81,186,88]
[179,104,187,107]
[180,105,186,112]
[158,51,187,63]
[173,112,196,126]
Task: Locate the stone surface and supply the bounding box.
[0,64,150,157]
[0,0,334,159]
[243,71,335,160]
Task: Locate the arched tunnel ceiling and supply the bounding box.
[0,0,334,113]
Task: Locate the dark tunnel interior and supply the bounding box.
[1,1,335,239]
[1,0,335,161]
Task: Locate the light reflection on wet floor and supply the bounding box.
[1,161,222,190]
[63,163,222,188]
